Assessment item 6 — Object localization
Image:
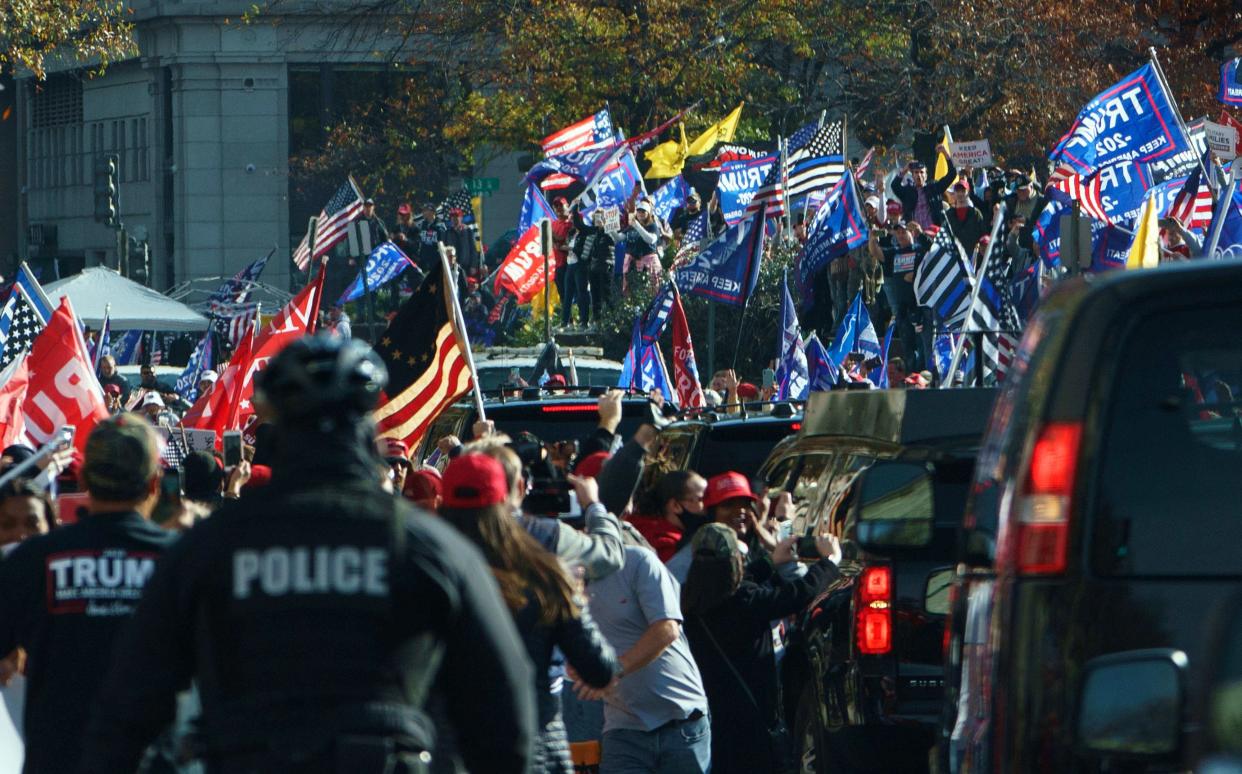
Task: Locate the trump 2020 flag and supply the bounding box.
[799,171,868,288]
[638,284,676,344]
[338,241,415,305]
[526,143,626,188]
[827,292,881,368]
[675,204,766,307]
[1050,64,1193,177]
[173,331,214,403]
[1221,58,1242,107]
[775,273,808,400]
[1206,173,1242,259]
[716,154,779,225]
[618,325,674,402]
[518,184,556,236]
[652,176,690,222]
[670,289,705,409]
[805,334,837,392]
[21,297,109,454]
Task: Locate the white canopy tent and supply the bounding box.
[44,267,209,331]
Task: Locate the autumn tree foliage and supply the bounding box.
[0,0,135,79]
[264,0,1239,180]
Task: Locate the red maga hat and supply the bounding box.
[704,471,760,509]
[441,454,508,509]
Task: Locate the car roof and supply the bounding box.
[801,388,997,445]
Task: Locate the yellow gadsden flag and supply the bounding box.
[1126,194,1161,270]
[644,103,744,179]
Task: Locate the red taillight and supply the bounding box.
[790,422,802,431]
[860,566,891,602]
[857,610,892,654]
[856,566,892,655]
[1007,421,1083,576]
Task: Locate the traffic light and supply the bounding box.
[93,154,118,227]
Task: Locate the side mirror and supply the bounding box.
[1076,649,1186,760]
[856,462,934,550]
[923,567,954,615]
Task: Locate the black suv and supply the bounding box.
[660,403,804,479]
[758,387,997,773]
[940,261,1242,773]
[412,391,659,463]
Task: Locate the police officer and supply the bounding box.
[0,416,178,774]
[80,336,535,773]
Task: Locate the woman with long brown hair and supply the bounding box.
[439,453,619,773]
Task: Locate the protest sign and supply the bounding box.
[1205,119,1239,160]
[949,140,994,167]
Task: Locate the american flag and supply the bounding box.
[786,121,845,198]
[292,178,365,270]
[210,301,261,351]
[0,285,47,370]
[745,153,786,218]
[209,252,271,305]
[1050,170,1112,224]
[855,147,876,179]
[541,108,614,157]
[969,251,1022,383]
[1167,163,1213,230]
[373,258,473,450]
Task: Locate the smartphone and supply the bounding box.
[795,535,819,562]
[223,431,243,467]
[160,468,182,500]
[58,425,76,451]
[57,492,90,526]
[762,368,776,389]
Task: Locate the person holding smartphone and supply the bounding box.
[681,523,841,774]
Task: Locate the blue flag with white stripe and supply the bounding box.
[873,323,895,388]
[338,241,415,304]
[827,292,880,368]
[652,176,690,222]
[638,284,676,344]
[799,171,868,288]
[173,332,214,402]
[16,262,52,324]
[92,310,112,371]
[112,329,144,366]
[518,184,556,234]
[775,273,808,400]
[805,334,837,392]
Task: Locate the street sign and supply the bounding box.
[465,177,500,196]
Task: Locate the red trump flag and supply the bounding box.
[21,297,109,453]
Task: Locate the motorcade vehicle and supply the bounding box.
[940,261,1242,773]
[660,402,804,479]
[412,389,660,464]
[757,387,996,773]
[471,345,623,391]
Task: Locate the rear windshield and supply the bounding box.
[1091,307,1242,577]
[696,422,799,479]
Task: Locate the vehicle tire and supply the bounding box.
[794,685,827,774]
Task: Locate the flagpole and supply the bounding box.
[944,202,1006,387]
[438,243,486,422]
[1148,47,1213,187]
[1203,163,1240,259]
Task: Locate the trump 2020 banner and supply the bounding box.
[1221,58,1242,107]
[1049,64,1192,177]
[716,154,778,225]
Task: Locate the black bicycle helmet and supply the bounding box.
[255,334,388,426]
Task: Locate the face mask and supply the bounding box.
[679,508,711,534]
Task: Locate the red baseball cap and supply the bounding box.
[379,437,411,466]
[736,382,760,400]
[441,454,508,508]
[574,451,610,480]
[404,468,442,503]
[243,464,272,490]
[885,199,903,214]
[704,471,760,509]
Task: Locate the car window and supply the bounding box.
[1090,306,1242,577]
[660,427,701,472]
[695,422,798,479]
[788,454,834,536]
[418,411,468,462]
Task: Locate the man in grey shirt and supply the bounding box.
[581,545,710,773]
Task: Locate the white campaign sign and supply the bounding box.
[594,205,621,234]
[1205,120,1239,161]
[949,140,994,168]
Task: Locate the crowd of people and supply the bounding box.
[0,334,843,773]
